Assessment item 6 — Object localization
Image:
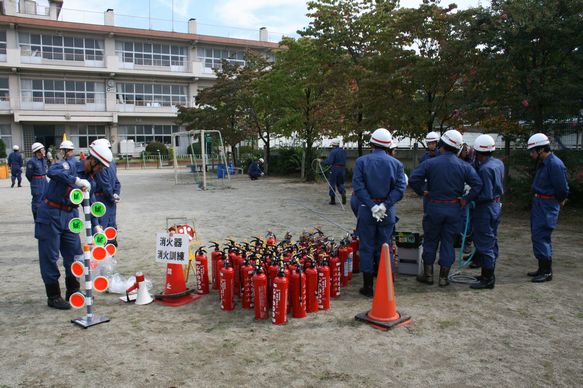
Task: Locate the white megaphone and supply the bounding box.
[125,272,153,305]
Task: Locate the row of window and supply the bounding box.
[0,30,253,70]
[19,33,104,62]
[69,125,107,148]
[0,78,188,106]
[118,125,180,145]
[0,125,11,149]
[116,83,187,106]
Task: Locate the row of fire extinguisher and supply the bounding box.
[190,231,360,325]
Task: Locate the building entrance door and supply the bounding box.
[34,125,57,151]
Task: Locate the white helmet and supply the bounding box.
[441,129,463,150]
[60,140,75,150]
[89,142,113,168]
[389,140,398,150]
[31,142,45,153]
[527,133,550,150]
[474,134,496,152]
[91,138,112,148]
[258,158,264,163]
[330,139,340,146]
[424,131,440,143]
[13,145,19,151]
[370,128,392,148]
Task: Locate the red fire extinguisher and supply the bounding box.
[266,231,276,246]
[252,261,268,320]
[209,242,221,290]
[305,260,318,313]
[317,258,331,310]
[330,252,341,298]
[219,257,234,311]
[272,264,288,325]
[290,265,307,318]
[267,260,278,305]
[351,233,360,274]
[240,258,254,309]
[195,247,209,294]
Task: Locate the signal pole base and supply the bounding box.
[71,315,110,329]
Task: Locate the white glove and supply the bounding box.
[113,193,121,203]
[371,204,387,222]
[377,203,387,220]
[75,177,91,191]
[94,225,104,234]
[260,172,264,176]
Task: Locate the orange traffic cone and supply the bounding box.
[355,243,411,330]
[155,263,201,306]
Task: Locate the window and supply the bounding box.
[118,125,180,145]
[0,78,9,101]
[69,125,106,148]
[0,125,12,149]
[0,31,6,56]
[116,41,186,67]
[19,32,104,62]
[197,46,246,70]
[116,82,187,107]
[21,79,104,105]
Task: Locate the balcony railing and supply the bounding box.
[20,48,104,66]
[20,94,106,111]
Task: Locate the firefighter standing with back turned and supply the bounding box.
[320,139,347,205]
[470,135,504,289]
[352,128,406,297]
[409,130,483,287]
[526,133,569,283]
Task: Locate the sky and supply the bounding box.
[38,0,488,42]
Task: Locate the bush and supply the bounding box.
[145,142,168,157]
[0,139,6,159]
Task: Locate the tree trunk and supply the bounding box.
[264,130,270,175]
[357,131,364,156]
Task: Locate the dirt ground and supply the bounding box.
[1,169,582,387]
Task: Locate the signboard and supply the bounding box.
[156,233,189,265]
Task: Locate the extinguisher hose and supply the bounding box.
[449,205,479,285]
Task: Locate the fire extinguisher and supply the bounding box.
[219,257,234,311]
[195,247,209,294]
[252,261,268,320]
[209,242,221,290]
[317,257,331,310]
[267,259,279,305]
[290,264,306,319]
[305,259,318,313]
[329,251,341,298]
[351,233,360,274]
[266,231,276,246]
[346,245,354,282]
[240,257,254,309]
[272,264,288,325]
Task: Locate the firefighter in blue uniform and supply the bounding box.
[35,140,112,310]
[248,158,264,180]
[320,139,347,205]
[91,139,121,234]
[352,128,406,297]
[26,142,49,220]
[409,130,483,286]
[8,145,24,188]
[526,133,569,283]
[419,131,441,163]
[470,135,504,289]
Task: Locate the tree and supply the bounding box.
[301,0,401,155]
[267,37,337,181]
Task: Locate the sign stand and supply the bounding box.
[71,190,110,329]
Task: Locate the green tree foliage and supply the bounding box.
[145,141,168,156]
[0,138,6,159]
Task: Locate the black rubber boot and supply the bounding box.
[65,276,80,301]
[527,260,542,277]
[359,272,374,297]
[532,260,553,283]
[470,267,495,289]
[438,266,450,287]
[329,196,336,205]
[469,252,482,269]
[341,193,347,205]
[45,283,71,310]
[416,264,434,285]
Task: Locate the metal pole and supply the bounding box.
[200,130,207,190]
